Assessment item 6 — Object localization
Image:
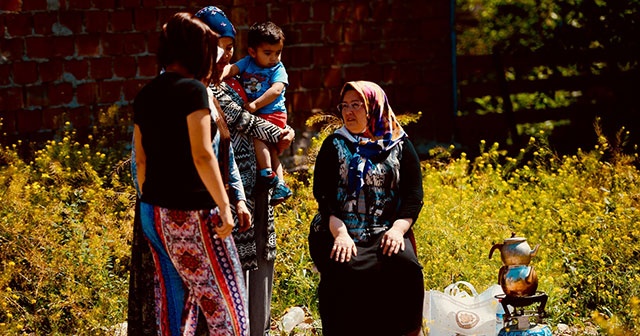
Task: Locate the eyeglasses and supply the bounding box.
[337,101,364,113]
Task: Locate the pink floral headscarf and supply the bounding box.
[336,81,407,199]
[339,81,406,146]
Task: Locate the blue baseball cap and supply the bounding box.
[195,6,236,40]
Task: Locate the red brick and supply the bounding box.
[33,12,58,35]
[147,31,160,53]
[344,65,381,83]
[0,65,11,86]
[352,43,371,63]
[137,55,158,77]
[343,23,362,44]
[123,79,147,101]
[371,1,393,21]
[0,0,22,12]
[76,34,101,56]
[323,67,342,88]
[42,106,66,130]
[75,82,98,104]
[358,2,374,21]
[247,5,268,23]
[370,42,393,64]
[52,36,75,57]
[113,56,137,78]
[301,68,321,89]
[59,11,83,34]
[285,46,312,68]
[64,59,89,80]
[362,22,384,42]
[111,10,134,32]
[312,46,332,66]
[0,38,24,62]
[290,3,310,22]
[389,41,412,62]
[120,0,141,8]
[134,8,157,32]
[67,0,91,9]
[25,85,47,107]
[5,13,32,37]
[156,9,178,28]
[13,62,39,85]
[286,69,301,90]
[269,5,288,24]
[102,33,124,55]
[25,36,53,59]
[67,106,92,128]
[308,88,332,114]
[333,45,353,64]
[89,57,113,80]
[332,3,351,22]
[85,11,109,33]
[0,87,24,111]
[91,0,115,10]
[47,82,74,105]
[23,0,48,11]
[98,80,123,103]
[0,110,17,134]
[298,23,322,43]
[142,0,162,6]
[291,91,311,113]
[122,33,146,54]
[164,0,187,5]
[17,108,44,133]
[39,58,64,83]
[312,3,331,21]
[322,23,342,44]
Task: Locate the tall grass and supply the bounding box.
[1,109,639,334]
[274,121,640,334]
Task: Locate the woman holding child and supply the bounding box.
[198,6,295,336]
[309,81,425,336]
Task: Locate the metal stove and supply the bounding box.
[495,292,552,336]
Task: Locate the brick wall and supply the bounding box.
[0,0,453,151]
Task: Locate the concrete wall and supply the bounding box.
[0,0,453,152]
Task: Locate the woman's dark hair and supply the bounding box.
[158,12,220,83]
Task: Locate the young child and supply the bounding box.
[224,21,292,205]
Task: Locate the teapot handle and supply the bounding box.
[489,243,503,259]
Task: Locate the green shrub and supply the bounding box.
[1,108,639,334]
[0,108,135,335]
[274,121,640,334]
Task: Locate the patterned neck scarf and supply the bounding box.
[335,81,406,200]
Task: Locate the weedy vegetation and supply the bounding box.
[0,109,639,335]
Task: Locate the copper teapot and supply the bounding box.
[489,233,539,266]
[498,265,538,296]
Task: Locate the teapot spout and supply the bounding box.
[530,244,540,257]
[489,243,503,259]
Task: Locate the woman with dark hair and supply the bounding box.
[309,81,425,336]
[197,6,295,336]
[132,12,248,335]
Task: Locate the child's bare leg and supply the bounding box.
[270,147,284,181]
[253,138,271,171]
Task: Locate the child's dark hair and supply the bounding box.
[247,21,285,49]
[157,12,220,84]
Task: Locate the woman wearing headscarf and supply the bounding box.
[132,12,249,335]
[196,6,295,336]
[309,81,425,336]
